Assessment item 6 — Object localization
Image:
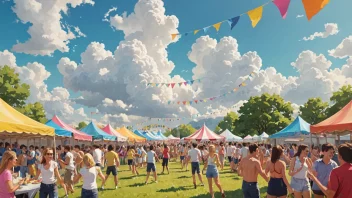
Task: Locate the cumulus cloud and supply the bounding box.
[0,50,88,125]
[11,0,94,56]
[103,7,117,22]
[303,23,339,41]
[329,36,352,58]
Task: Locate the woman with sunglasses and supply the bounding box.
[0,151,24,198]
[289,144,313,198]
[35,148,67,198]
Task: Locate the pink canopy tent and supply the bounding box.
[51,115,92,141]
[185,124,225,141]
[102,124,128,142]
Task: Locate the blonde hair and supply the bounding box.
[83,153,95,167]
[0,151,16,174]
[209,145,216,154]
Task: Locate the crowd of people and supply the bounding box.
[0,140,351,198]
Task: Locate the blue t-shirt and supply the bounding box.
[0,147,5,156]
[312,159,338,190]
[27,150,36,165]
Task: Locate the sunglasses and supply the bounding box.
[46,153,53,156]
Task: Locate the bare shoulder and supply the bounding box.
[249,157,260,163]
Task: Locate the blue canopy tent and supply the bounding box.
[157,131,168,140]
[270,116,310,139]
[81,122,116,141]
[146,131,163,140]
[134,130,153,140]
[142,131,159,141]
[46,119,72,137]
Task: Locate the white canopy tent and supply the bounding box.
[258,132,269,141]
[243,135,253,142]
[220,129,243,142]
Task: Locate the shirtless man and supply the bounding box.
[238,143,269,198]
[73,145,84,169]
[179,144,186,170]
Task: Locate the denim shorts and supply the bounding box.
[39,183,58,198]
[206,165,218,178]
[233,158,239,164]
[291,177,310,192]
[242,181,260,198]
[127,159,133,165]
[81,188,98,198]
[267,178,287,197]
[191,162,200,175]
[146,163,156,172]
[180,156,185,161]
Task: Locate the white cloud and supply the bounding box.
[103,7,117,22]
[0,50,88,125]
[329,36,352,58]
[303,23,339,41]
[11,0,94,56]
[296,15,304,18]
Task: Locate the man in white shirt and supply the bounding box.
[59,145,75,194]
[92,145,103,167]
[240,143,249,159]
[187,143,204,189]
[227,142,234,170]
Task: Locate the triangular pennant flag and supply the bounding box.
[194,29,200,35]
[191,80,195,84]
[171,34,178,40]
[184,82,188,86]
[184,32,189,36]
[203,26,211,33]
[227,16,240,30]
[168,101,171,105]
[177,101,180,104]
[241,82,247,86]
[247,6,263,28]
[302,0,329,21]
[167,83,171,87]
[204,99,207,102]
[198,79,201,83]
[179,82,183,86]
[183,101,187,105]
[147,83,151,86]
[152,83,156,87]
[233,88,238,91]
[273,0,291,19]
[194,100,198,104]
[190,101,193,105]
[171,83,176,88]
[155,83,159,87]
[213,22,222,32]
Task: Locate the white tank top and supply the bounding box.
[80,166,98,190]
[207,155,216,166]
[293,157,308,179]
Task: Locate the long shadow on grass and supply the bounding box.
[177,175,191,179]
[127,182,147,187]
[157,185,194,193]
[190,186,268,198]
[119,174,146,180]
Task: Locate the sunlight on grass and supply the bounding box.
[51,162,290,198]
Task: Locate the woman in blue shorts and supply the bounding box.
[204,145,225,198]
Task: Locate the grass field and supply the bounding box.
[53,161,282,198]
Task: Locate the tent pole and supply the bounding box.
[309,133,312,149]
[53,135,57,161]
[337,135,340,145]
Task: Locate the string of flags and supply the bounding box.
[166,71,256,106]
[137,124,172,131]
[171,0,330,40]
[147,78,202,88]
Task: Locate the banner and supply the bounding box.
[170,0,329,40]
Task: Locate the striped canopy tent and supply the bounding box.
[156,131,168,140]
[167,134,180,141]
[184,124,225,141]
[134,130,153,140]
[51,116,92,141]
[102,124,127,142]
[116,127,146,142]
[146,131,163,140]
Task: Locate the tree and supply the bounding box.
[299,97,328,125]
[76,122,88,130]
[0,65,30,108]
[327,85,352,117]
[234,93,293,136]
[214,112,238,134]
[164,129,172,137]
[170,124,196,138]
[19,102,47,123]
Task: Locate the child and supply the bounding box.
[145,145,160,184]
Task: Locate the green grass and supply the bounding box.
[55,161,279,198]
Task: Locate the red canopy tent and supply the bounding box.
[311,100,352,137]
[185,124,225,141]
[51,116,92,141]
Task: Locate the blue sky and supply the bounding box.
[0,0,351,126]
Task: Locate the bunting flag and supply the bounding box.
[170,0,329,40]
[273,0,291,19]
[248,6,263,28]
[166,71,256,106]
[147,78,202,88]
[302,0,330,20]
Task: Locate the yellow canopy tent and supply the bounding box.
[116,127,146,143]
[0,98,55,138]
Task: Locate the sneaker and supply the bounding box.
[115,186,118,189]
[155,180,158,183]
[200,183,204,186]
[101,186,105,190]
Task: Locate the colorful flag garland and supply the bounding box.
[170,0,329,40]
[147,78,202,88]
[166,72,256,106]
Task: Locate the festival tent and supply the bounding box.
[258,132,269,141]
[184,124,225,141]
[134,130,153,140]
[46,120,72,137]
[0,98,55,138]
[81,122,116,141]
[167,135,180,141]
[270,116,310,139]
[311,100,352,136]
[116,127,146,142]
[146,131,163,140]
[220,129,242,142]
[243,135,253,142]
[157,131,168,140]
[51,116,92,141]
[102,124,127,142]
[141,131,158,141]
